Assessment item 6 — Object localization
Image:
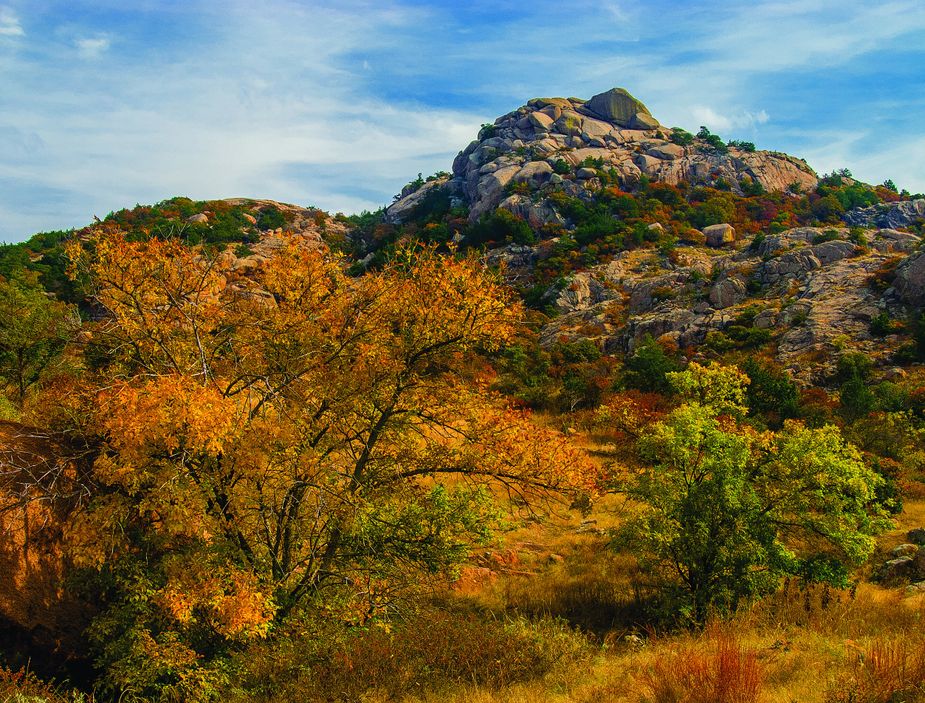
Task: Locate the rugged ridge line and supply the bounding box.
[388,87,818,228]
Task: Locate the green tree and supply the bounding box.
[741,358,800,427]
[616,365,889,624]
[0,280,74,403]
[468,208,536,246]
[622,335,680,394]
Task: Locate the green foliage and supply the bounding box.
[870,312,899,337]
[812,229,841,244]
[836,352,873,383]
[696,126,728,154]
[727,140,756,152]
[468,209,536,246]
[255,206,285,231]
[836,352,876,420]
[689,194,735,229]
[811,195,846,222]
[740,177,765,196]
[617,372,889,624]
[0,279,74,402]
[848,227,868,246]
[741,358,801,426]
[551,158,571,175]
[622,335,681,394]
[840,375,876,420]
[670,129,695,146]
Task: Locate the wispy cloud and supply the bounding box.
[0,6,23,36]
[691,106,770,133]
[76,36,110,58]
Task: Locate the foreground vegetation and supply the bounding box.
[0,171,923,701]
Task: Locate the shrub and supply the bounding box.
[239,610,589,701]
[671,128,695,146]
[622,335,681,394]
[468,208,536,245]
[813,229,842,244]
[741,358,800,426]
[870,312,899,337]
[727,139,756,152]
[551,158,571,175]
[255,206,285,231]
[696,126,728,154]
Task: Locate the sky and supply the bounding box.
[1,1,924,243]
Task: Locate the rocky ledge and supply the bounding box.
[524,223,922,383]
[387,87,819,229]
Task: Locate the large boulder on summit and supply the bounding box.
[584,88,656,128]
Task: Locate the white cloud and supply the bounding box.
[690,106,770,133]
[76,36,110,58]
[0,6,23,36]
[801,130,925,195]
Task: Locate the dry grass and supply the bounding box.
[639,631,763,703]
[826,637,925,703]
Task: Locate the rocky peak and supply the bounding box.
[387,87,819,229]
[583,87,658,129]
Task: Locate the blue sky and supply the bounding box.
[1,0,924,243]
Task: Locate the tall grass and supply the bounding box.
[826,638,925,703]
[639,632,763,703]
[235,607,591,702]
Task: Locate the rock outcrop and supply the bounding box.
[845,199,925,229]
[532,225,920,381]
[895,251,925,307]
[387,87,819,227]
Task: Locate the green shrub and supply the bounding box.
[623,335,681,394]
[727,139,756,152]
[468,208,536,245]
[696,126,728,154]
[742,358,801,426]
[870,312,899,337]
[670,128,695,146]
[812,229,841,244]
[551,158,571,175]
[256,206,285,231]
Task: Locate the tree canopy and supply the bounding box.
[13,234,599,700]
[616,363,890,623]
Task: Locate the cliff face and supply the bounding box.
[387,87,818,227]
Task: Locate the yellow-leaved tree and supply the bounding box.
[45,232,597,699]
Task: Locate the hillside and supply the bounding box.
[377,87,925,388]
[1,87,925,703]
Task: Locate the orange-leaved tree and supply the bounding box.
[49,232,596,699]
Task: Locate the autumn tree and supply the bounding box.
[616,363,890,624]
[48,233,595,699]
